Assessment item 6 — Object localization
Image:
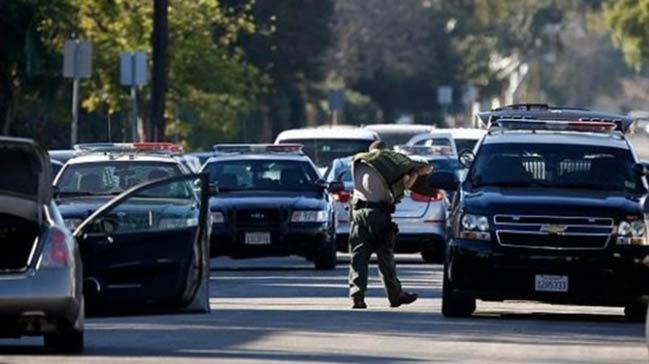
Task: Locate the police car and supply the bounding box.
[202,144,342,270]
[325,145,460,263]
[429,105,649,320]
[53,143,211,314]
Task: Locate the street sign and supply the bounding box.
[437,86,453,105]
[327,89,345,111]
[63,40,93,79]
[120,52,148,86]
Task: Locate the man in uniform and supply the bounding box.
[348,141,435,309]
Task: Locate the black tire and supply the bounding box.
[441,267,475,318]
[624,302,647,323]
[45,327,84,354]
[421,248,444,264]
[314,241,337,270]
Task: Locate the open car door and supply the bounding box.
[73,174,210,314]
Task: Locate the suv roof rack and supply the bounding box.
[476,105,634,133]
[73,142,184,156]
[489,119,621,135]
[212,144,304,155]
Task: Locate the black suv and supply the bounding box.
[202,144,342,270]
[430,105,649,320]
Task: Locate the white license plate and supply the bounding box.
[535,275,569,292]
[245,232,271,245]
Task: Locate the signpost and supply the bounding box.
[120,51,148,142]
[63,40,93,147]
[327,89,345,125]
[437,85,453,126]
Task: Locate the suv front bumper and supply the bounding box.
[447,239,649,306]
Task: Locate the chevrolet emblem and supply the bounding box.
[540,224,567,235]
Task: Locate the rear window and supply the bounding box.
[56,162,181,196]
[0,149,40,197]
[203,159,320,191]
[375,131,428,148]
[279,139,373,168]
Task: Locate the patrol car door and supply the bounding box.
[73,174,210,314]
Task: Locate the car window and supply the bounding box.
[376,131,427,148]
[469,143,645,193]
[56,162,181,196]
[204,159,320,191]
[84,179,198,234]
[280,139,373,168]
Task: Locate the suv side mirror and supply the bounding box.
[428,171,459,191]
[633,163,649,176]
[328,181,345,193]
[458,150,475,168]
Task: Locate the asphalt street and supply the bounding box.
[0,255,646,364]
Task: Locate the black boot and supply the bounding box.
[352,298,367,309]
[390,292,418,308]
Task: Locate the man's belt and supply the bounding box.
[353,200,395,213]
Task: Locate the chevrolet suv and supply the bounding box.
[430,105,649,321]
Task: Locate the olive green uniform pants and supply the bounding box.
[348,207,403,304]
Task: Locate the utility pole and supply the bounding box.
[150,0,169,142]
[63,40,92,147]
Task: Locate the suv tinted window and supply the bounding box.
[469,143,645,193]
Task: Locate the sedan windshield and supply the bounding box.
[56,162,181,195]
[469,143,645,193]
[204,159,321,191]
[282,139,373,168]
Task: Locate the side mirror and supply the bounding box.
[633,163,649,176]
[428,171,459,191]
[458,150,475,168]
[328,181,345,193]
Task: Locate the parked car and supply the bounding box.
[363,124,436,148]
[408,128,486,154]
[202,144,342,269]
[275,126,379,174]
[433,104,649,320]
[0,137,84,352]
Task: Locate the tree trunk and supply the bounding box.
[150,0,169,141]
[259,102,273,143]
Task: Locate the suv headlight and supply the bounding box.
[210,211,225,224]
[617,219,648,246]
[460,214,490,241]
[63,218,83,231]
[291,210,328,223]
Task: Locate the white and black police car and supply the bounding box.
[201,144,343,270]
[429,105,649,321]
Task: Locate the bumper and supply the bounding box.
[211,223,334,259]
[0,268,81,336]
[336,221,446,254]
[447,239,649,306]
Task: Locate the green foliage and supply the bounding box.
[604,0,649,70]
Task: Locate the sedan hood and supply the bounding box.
[57,196,115,219]
[210,191,326,211]
[464,187,644,218]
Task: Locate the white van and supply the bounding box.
[275,126,379,173]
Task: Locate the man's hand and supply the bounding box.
[418,164,433,176]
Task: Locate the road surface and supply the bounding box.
[0,255,645,364]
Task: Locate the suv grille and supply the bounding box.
[494,215,614,250]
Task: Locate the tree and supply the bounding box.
[604,0,649,71]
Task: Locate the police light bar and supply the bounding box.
[213,144,304,154]
[394,145,454,156]
[494,119,618,133]
[74,142,183,155]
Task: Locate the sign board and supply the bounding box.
[327,89,345,111]
[63,40,93,78]
[437,86,453,105]
[120,51,148,86]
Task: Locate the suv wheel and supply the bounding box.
[45,326,84,353]
[314,241,337,270]
[441,268,475,318]
[624,302,647,322]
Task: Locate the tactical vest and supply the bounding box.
[354,149,428,202]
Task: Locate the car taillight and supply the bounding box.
[411,191,445,202]
[40,227,70,268]
[333,190,351,203]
